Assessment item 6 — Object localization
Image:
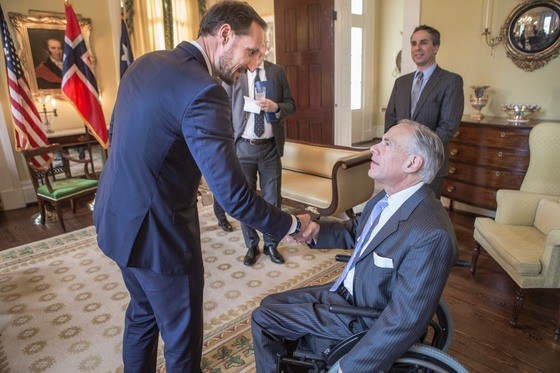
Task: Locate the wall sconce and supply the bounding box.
[482,0,503,53]
[37,93,58,133]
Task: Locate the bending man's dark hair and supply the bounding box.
[198,0,267,38]
[412,25,441,46]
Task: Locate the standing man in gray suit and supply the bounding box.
[251,120,458,372]
[385,24,464,198]
[216,45,296,266]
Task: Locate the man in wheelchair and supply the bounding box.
[251,120,459,372]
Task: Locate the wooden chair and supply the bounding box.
[22,144,98,232]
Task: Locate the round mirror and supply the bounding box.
[502,0,560,71]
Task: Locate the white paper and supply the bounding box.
[243,96,261,114]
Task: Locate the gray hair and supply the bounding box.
[398,119,444,184]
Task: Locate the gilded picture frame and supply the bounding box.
[8,11,93,98]
[262,15,276,63]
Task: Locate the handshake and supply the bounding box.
[287,214,320,245]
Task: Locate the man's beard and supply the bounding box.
[217,45,245,85]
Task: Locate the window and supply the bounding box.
[351,27,363,110]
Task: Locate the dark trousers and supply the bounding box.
[236,140,282,248]
[251,283,355,372]
[120,267,203,373]
[213,200,227,221]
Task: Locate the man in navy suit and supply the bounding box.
[93,2,308,372]
[251,120,458,372]
[385,25,464,198]
[214,45,296,265]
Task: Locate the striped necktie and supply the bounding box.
[330,195,389,292]
[410,71,423,115]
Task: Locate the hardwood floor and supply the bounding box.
[0,205,558,371]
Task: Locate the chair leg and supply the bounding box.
[38,200,46,225]
[54,202,67,232]
[510,288,525,326]
[471,241,481,275]
[555,302,560,341]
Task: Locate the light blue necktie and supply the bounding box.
[330,195,389,292]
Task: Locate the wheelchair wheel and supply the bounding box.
[419,299,454,352]
[390,344,468,373]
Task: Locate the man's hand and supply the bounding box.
[256,98,279,113]
[286,214,320,246]
[300,220,320,245]
[286,214,311,243]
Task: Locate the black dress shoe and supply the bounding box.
[244,246,259,266]
[218,219,233,232]
[264,245,285,264]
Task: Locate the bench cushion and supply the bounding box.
[281,170,332,209]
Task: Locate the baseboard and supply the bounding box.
[0,187,27,210]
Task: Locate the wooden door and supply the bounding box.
[274,0,335,145]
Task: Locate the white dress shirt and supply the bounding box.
[242,65,274,139]
[344,182,424,295]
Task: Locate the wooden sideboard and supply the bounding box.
[441,116,540,211]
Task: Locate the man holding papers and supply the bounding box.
[217,45,296,266]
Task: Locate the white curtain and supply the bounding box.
[131,0,200,58]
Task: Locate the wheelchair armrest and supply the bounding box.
[335,254,350,262]
[328,304,380,319]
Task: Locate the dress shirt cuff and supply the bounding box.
[288,215,298,235]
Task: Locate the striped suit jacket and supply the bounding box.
[385,66,464,178]
[316,185,458,372]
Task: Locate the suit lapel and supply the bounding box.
[413,66,442,118]
[356,186,430,262]
[238,74,250,136]
[403,73,415,118]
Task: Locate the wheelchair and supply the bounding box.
[275,256,468,373]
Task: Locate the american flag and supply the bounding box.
[62,2,108,149]
[1,6,50,166]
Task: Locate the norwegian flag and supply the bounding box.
[1,6,50,166]
[62,2,108,149]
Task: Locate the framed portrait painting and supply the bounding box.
[8,11,93,97]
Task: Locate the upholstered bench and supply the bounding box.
[278,141,375,218]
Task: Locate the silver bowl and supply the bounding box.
[501,103,540,122]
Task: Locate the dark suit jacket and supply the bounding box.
[316,185,458,372]
[225,60,295,157]
[93,42,292,275]
[385,66,464,177]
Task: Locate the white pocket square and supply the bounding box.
[374,252,394,268]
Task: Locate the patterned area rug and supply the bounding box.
[0,205,345,372]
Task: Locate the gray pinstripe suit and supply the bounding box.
[385,66,464,197]
[251,185,458,372]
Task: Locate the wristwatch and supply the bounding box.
[274,107,281,119]
[289,216,302,236]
